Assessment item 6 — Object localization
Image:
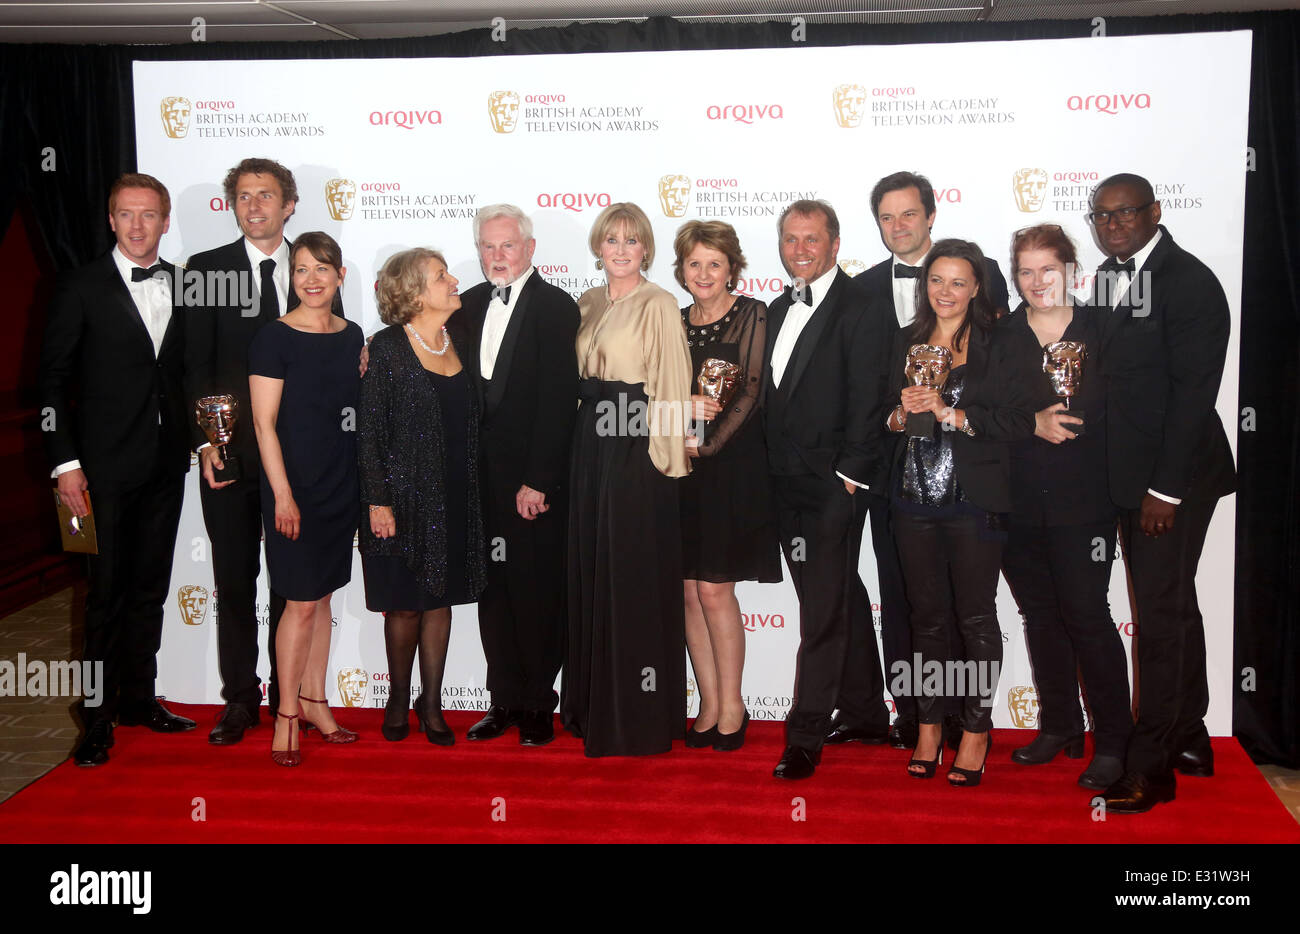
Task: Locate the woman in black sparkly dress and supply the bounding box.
[885,239,1034,786]
[358,248,485,745]
[673,221,780,752]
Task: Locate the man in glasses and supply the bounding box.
[1087,172,1236,813]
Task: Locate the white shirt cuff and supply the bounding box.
[1147,488,1182,505]
[836,471,868,491]
[52,460,81,479]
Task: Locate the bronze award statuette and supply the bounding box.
[1043,340,1086,436]
[195,394,243,482]
[904,344,953,438]
[697,358,743,411]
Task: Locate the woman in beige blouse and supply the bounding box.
[559,202,694,757]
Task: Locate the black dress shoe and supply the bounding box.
[208,704,259,745]
[517,710,556,747]
[773,745,821,780]
[888,716,919,749]
[1010,732,1085,765]
[1173,745,1214,777]
[943,714,964,753]
[118,698,197,733]
[1078,754,1125,791]
[824,722,889,745]
[467,705,517,741]
[73,721,114,767]
[1100,770,1176,814]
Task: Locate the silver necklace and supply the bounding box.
[406,322,451,356]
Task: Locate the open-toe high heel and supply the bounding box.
[948,732,992,787]
[907,729,944,779]
[271,712,301,767]
[298,695,358,743]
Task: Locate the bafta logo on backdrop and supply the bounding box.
[1012,168,1049,212]
[839,259,867,277]
[177,585,210,627]
[337,668,368,708]
[324,178,356,221]
[658,174,691,218]
[488,90,520,134]
[1006,685,1041,728]
[685,677,698,718]
[160,96,192,139]
[832,84,867,128]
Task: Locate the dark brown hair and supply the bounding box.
[906,238,993,354]
[222,157,299,206]
[289,231,345,317]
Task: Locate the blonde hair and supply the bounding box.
[587,202,655,269]
[376,248,445,326]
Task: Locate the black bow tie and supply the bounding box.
[131,263,166,282]
[491,285,512,305]
[893,264,922,279]
[1100,257,1136,273]
[791,284,814,306]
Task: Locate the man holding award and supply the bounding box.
[185,157,303,744]
[764,200,895,779]
[39,173,195,766]
[1088,173,1236,813]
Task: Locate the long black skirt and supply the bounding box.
[560,379,686,757]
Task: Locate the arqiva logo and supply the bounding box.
[369,109,443,128]
[536,192,612,213]
[1066,93,1151,114]
[741,612,785,631]
[706,103,785,124]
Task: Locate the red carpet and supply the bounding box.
[1,705,1295,843]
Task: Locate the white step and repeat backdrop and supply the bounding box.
[135,30,1249,732]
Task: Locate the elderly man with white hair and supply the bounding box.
[459,204,580,746]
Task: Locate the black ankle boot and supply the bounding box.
[1011,731,1085,765]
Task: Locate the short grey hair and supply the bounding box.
[473,203,533,245]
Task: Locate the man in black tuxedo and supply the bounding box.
[837,171,1011,752]
[185,158,301,744]
[765,199,895,780]
[40,173,196,766]
[1088,173,1235,813]
[459,205,579,746]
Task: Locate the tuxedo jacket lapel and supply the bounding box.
[784,271,845,397]
[484,277,534,415]
[102,257,159,356]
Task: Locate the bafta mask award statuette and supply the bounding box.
[195,394,243,482]
[1042,340,1086,436]
[904,344,953,439]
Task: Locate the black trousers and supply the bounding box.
[199,472,283,711]
[892,508,1004,733]
[774,473,887,752]
[477,453,566,712]
[1002,520,1133,757]
[1119,498,1218,776]
[80,463,184,727]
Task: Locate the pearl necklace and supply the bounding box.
[406,322,451,356]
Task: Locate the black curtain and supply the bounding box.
[1,13,1295,767]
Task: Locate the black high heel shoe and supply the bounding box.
[713,711,750,752]
[381,692,410,742]
[414,694,454,746]
[948,732,992,787]
[907,728,944,779]
[685,720,718,748]
[1011,731,1084,765]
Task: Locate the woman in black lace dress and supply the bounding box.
[885,239,1034,786]
[674,221,781,752]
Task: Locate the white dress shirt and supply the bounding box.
[890,247,930,328]
[479,266,534,380]
[244,237,291,315]
[770,265,867,489]
[55,247,175,477]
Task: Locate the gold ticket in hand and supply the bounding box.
[54,489,98,554]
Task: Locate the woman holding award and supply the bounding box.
[885,239,1034,787]
[248,231,364,766]
[998,224,1130,791]
[561,202,693,757]
[358,248,485,746]
[673,221,780,752]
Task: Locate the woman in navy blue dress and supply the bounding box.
[249,231,363,766]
